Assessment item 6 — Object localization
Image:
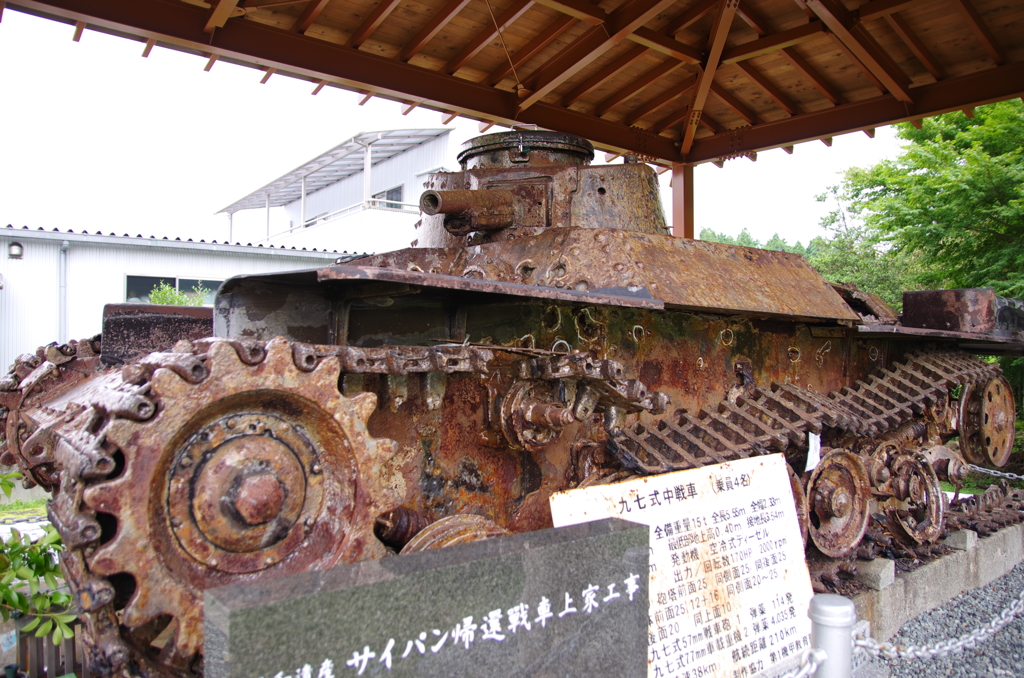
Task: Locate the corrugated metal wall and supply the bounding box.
[284,133,450,227]
[0,232,337,370]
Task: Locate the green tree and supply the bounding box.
[734,228,760,248]
[839,100,1024,296]
[148,280,211,306]
[698,228,736,245]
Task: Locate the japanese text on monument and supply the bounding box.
[550,455,812,678]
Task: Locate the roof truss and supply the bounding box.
[8,0,1024,165]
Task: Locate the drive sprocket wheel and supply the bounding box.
[880,451,944,545]
[959,376,1016,467]
[73,338,402,677]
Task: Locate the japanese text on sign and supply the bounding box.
[550,455,813,678]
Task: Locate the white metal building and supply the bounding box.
[220,129,457,254]
[0,225,341,370]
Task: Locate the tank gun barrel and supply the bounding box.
[419,189,516,235]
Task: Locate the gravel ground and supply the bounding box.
[883,560,1024,678]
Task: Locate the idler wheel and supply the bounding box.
[881,451,945,545]
[807,450,871,558]
[401,515,510,553]
[959,376,1016,467]
[787,463,809,549]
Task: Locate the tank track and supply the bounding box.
[610,350,1001,474]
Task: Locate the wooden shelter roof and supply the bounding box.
[7,0,1024,164]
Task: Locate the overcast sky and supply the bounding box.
[0,10,905,250]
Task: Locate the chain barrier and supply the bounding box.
[775,648,826,678]
[854,587,1024,661]
[968,464,1024,481]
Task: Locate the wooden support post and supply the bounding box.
[671,163,694,239]
[311,79,327,95]
[72,20,85,41]
[141,38,156,57]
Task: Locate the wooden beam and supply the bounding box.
[820,136,832,146]
[141,37,156,57]
[358,92,374,105]
[0,2,5,22]
[782,145,794,153]
[604,152,622,162]
[204,0,240,33]
[311,79,327,94]
[687,60,1024,163]
[72,19,84,40]
[696,111,724,134]
[962,107,975,118]
[623,74,698,125]
[680,0,739,154]
[736,0,770,36]
[746,151,757,161]
[402,101,419,114]
[593,58,685,116]
[804,0,912,102]
[478,121,495,132]
[884,12,943,81]
[720,21,825,64]
[203,53,219,71]
[863,127,875,137]
[627,28,701,63]
[346,0,401,48]
[671,163,694,238]
[399,0,473,62]
[783,47,843,105]
[293,0,329,34]
[733,61,797,115]
[856,0,928,21]
[442,111,459,124]
[910,118,922,128]
[662,0,716,35]
[260,66,275,83]
[827,33,885,93]
[532,0,604,25]
[561,44,647,107]
[950,0,1004,65]
[518,0,680,112]
[445,0,533,75]
[709,81,762,125]
[485,15,574,86]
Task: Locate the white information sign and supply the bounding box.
[550,455,813,678]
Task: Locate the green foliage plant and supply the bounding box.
[0,472,76,644]
[148,280,212,307]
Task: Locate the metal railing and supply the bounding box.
[777,583,1024,678]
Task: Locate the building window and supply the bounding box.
[373,185,403,210]
[126,276,223,306]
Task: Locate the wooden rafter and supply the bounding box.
[623,73,698,125]
[532,0,605,25]
[950,0,1004,66]
[293,0,329,34]
[485,15,574,86]
[663,0,716,36]
[561,44,648,108]
[445,0,533,75]
[856,0,929,22]
[518,0,681,112]
[399,0,473,62]
[709,81,761,125]
[697,112,724,134]
[203,0,240,33]
[827,33,885,93]
[736,0,769,36]
[804,0,912,102]
[884,12,943,80]
[783,47,843,105]
[720,21,825,64]
[346,0,401,48]
[680,0,739,154]
[593,57,686,116]
[732,61,797,115]
[628,29,701,63]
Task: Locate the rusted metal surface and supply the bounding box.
[903,289,1024,336]
[101,304,213,365]
[3,131,1024,678]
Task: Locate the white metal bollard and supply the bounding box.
[808,593,856,678]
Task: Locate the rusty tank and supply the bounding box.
[2,130,1023,678]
